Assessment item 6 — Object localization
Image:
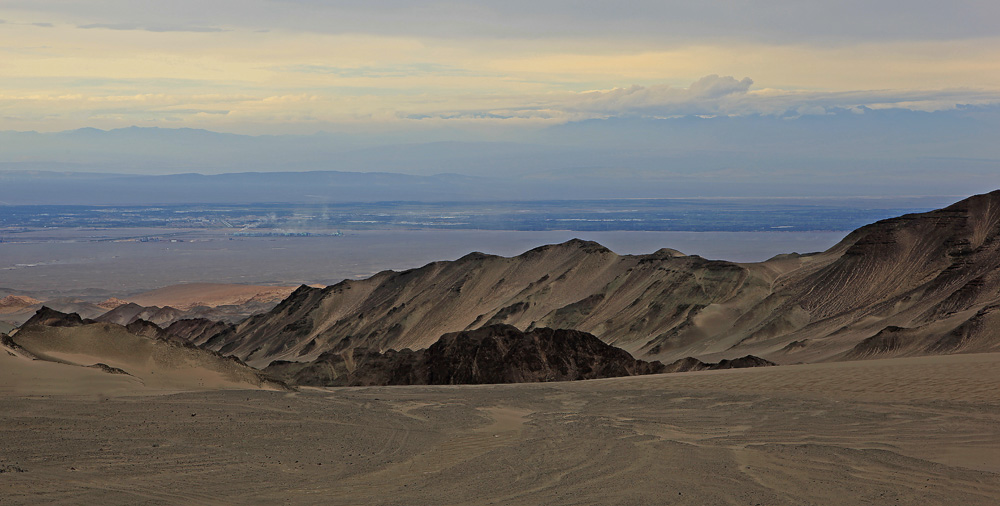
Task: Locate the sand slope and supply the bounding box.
[126,283,299,310]
[1,352,997,504]
[8,322,282,392]
[0,343,145,397]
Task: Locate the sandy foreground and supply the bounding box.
[2,352,999,505]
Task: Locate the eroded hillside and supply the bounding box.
[203,192,1000,368]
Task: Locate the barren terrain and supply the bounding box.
[205,191,1000,370]
[3,352,998,505]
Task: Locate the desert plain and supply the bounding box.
[4,0,1000,502]
[3,349,998,505]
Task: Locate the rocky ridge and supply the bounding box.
[263,324,670,386]
[198,190,1000,368]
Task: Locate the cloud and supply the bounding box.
[78,22,226,33]
[257,1,1000,43]
[735,87,1000,116]
[31,22,53,27]
[573,80,1000,118]
[406,75,1000,122]
[566,75,754,116]
[7,75,995,132]
[279,63,471,78]
[796,105,828,116]
[155,109,231,115]
[10,0,1000,43]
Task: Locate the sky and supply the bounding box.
[2,0,999,135]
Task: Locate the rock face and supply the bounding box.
[203,190,1000,368]
[24,307,228,348]
[164,318,235,347]
[662,355,776,373]
[264,324,668,386]
[748,189,1000,361]
[21,307,94,328]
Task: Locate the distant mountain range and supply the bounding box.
[0,167,971,206]
[0,169,502,205]
[2,106,999,202]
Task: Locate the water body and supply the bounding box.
[0,229,848,297]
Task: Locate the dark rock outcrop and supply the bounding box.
[89,363,131,375]
[265,324,667,386]
[712,355,777,370]
[21,307,94,328]
[663,355,776,373]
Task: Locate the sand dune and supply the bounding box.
[7,322,283,392]
[0,295,41,314]
[0,347,145,397]
[125,283,300,310]
[1,352,997,504]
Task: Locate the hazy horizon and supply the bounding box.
[2,1,999,199]
[2,1,998,281]
[2,117,999,199]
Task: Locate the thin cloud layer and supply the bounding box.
[280,63,472,79]
[0,1,998,134]
[407,76,1000,122]
[7,0,1000,42]
[3,73,999,133]
[565,75,755,116]
[78,22,227,33]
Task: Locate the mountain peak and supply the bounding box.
[521,239,613,258]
